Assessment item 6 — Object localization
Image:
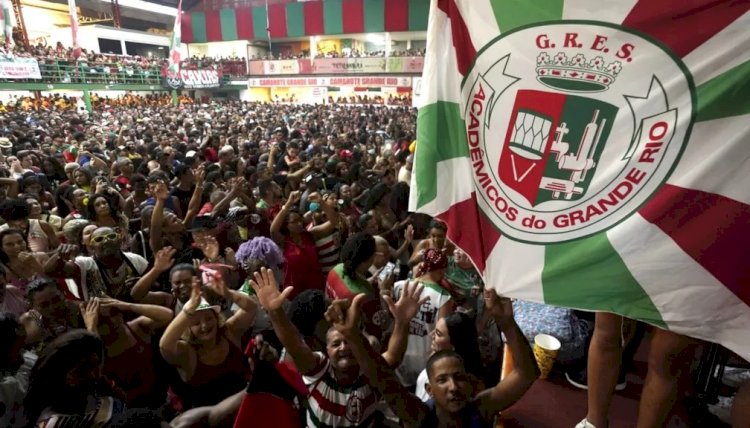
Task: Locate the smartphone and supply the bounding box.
[378,262,396,282]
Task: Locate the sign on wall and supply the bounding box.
[248,75,412,88]
[165,69,222,89]
[0,58,42,80]
[248,57,424,76]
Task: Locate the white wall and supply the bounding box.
[48,25,176,56]
[247,45,267,59]
[187,41,248,59]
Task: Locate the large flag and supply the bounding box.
[0,0,14,49]
[168,0,183,74]
[411,0,750,360]
[67,0,81,58]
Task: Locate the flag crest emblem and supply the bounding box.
[464,22,695,244]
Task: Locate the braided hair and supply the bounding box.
[340,232,376,280]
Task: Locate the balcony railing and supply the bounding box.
[248,56,424,76]
[0,60,248,86]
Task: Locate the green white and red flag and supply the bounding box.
[67,0,81,58]
[411,0,750,360]
[168,0,183,74]
[0,0,14,50]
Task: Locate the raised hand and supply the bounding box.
[384,281,428,323]
[285,190,301,208]
[230,177,246,196]
[195,235,220,261]
[57,244,79,261]
[483,289,514,326]
[194,164,206,185]
[250,267,292,311]
[80,298,100,331]
[203,266,230,300]
[325,294,367,338]
[152,182,170,202]
[184,277,202,313]
[153,246,177,272]
[404,224,415,243]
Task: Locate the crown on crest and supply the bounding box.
[536,52,622,92]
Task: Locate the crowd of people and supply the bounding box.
[0,98,746,428]
[274,94,412,106]
[0,44,248,84]
[253,48,426,61]
[0,93,193,113]
[180,56,248,77]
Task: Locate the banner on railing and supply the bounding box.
[313,57,387,74]
[248,57,424,76]
[164,69,221,89]
[248,76,412,88]
[263,59,299,75]
[0,57,42,79]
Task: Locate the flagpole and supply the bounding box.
[67,0,80,58]
[265,0,272,54]
[168,0,182,103]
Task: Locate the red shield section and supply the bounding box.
[498,90,566,206]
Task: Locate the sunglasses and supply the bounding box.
[92,232,118,243]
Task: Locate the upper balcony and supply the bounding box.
[0,57,248,91]
[247,55,424,76]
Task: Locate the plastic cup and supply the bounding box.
[533,333,561,379]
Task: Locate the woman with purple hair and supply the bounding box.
[235,236,285,287]
[235,236,285,336]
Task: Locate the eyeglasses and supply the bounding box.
[92,233,119,243]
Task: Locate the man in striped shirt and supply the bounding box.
[250,268,426,428]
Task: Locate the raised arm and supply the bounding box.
[182,165,205,228]
[476,291,539,419]
[250,267,319,375]
[211,177,243,216]
[309,197,339,239]
[270,191,300,243]
[204,269,257,342]
[149,183,167,252]
[159,278,201,369]
[130,246,176,303]
[327,294,429,426]
[392,225,414,260]
[380,281,427,368]
[100,297,175,335]
[408,240,428,268]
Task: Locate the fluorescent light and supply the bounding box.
[97,0,177,16]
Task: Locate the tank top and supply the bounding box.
[0,219,49,252]
[27,220,47,253]
[393,280,452,386]
[104,324,162,408]
[282,232,325,299]
[314,231,341,274]
[182,337,250,408]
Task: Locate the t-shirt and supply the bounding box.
[393,280,452,387]
[303,352,382,428]
[74,253,148,300]
[326,264,390,340]
[0,352,36,428]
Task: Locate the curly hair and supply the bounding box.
[340,232,376,280]
[86,192,119,221]
[235,236,284,269]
